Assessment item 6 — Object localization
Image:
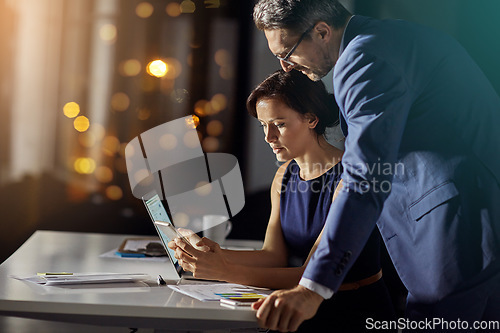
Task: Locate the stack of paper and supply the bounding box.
[12,273,151,286]
[168,283,271,302]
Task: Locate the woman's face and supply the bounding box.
[256,98,318,162]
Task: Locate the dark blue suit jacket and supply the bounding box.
[303,15,500,310]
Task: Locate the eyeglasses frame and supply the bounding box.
[276,25,315,66]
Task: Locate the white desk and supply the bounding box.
[0,231,264,331]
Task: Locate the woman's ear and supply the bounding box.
[305,113,319,129]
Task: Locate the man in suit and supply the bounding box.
[251,0,500,331]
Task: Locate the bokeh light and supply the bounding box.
[180,0,195,13]
[185,115,200,129]
[173,212,189,227]
[194,181,212,196]
[202,136,220,152]
[166,2,181,17]
[210,93,227,112]
[159,133,178,150]
[63,102,80,118]
[95,166,113,183]
[194,99,212,117]
[206,120,223,136]
[136,2,154,18]
[164,58,182,79]
[74,157,96,174]
[137,108,151,120]
[99,24,117,43]
[74,116,90,132]
[214,49,233,80]
[214,49,230,66]
[147,60,168,78]
[111,92,130,111]
[78,131,97,148]
[106,185,123,200]
[119,59,141,77]
[102,135,121,156]
[219,66,234,80]
[90,123,106,141]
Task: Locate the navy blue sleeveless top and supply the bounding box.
[280,160,381,281]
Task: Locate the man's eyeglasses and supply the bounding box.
[276,25,314,66]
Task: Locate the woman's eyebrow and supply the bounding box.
[258,117,286,123]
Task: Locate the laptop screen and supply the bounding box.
[143,193,178,266]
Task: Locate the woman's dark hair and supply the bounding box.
[246,70,339,135]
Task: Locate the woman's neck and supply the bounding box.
[294,136,343,181]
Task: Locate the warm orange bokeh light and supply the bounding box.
[95,166,113,183]
[106,185,123,200]
[136,2,154,18]
[63,102,80,118]
[74,116,90,132]
[194,99,212,117]
[202,136,219,152]
[207,120,223,137]
[119,59,142,77]
[74,157,96,174]
[166,2,181,17]
[210,93,227,112]
[185,115,200,129]
[164,58,182,79]
[111,92,130,112]
[147,60,168,78]
[102,136,121,156]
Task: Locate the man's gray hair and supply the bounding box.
[253,0,351,35]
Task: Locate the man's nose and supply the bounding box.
[280,60,294,72]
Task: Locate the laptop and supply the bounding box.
[142,190,198,280]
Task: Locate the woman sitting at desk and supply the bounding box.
[169,70,395,331]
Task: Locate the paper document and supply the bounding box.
[168,283,271,302]
[12,273,151,286]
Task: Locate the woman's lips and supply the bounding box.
[272,147,284,154]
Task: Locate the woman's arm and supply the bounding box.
[174,236,305,289]
[175,217,325,289]
[220,161,291,268]
[175,180,344,288]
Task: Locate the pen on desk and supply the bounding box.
[37,272,73,276]
[157,275,166,286]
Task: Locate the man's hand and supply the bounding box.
[252,285,323,332]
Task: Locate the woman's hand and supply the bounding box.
[172,236,229,281]
[167,229,209,253]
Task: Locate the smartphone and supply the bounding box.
[220,297,264,307]
[154,221,192,247]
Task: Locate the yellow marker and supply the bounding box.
[37,272,73,276]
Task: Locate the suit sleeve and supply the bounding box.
[302,50,413,291]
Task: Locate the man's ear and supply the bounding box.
[312,22,332,43]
